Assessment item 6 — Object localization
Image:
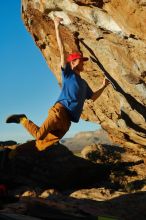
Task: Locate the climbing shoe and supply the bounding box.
[6,114,26,124]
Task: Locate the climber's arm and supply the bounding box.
[54,17,67,68]
[91,78,109,101]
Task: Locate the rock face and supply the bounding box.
[21,0,146,150]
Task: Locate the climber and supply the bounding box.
[6,17,109,151]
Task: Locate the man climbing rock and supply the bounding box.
[6,17,109,151]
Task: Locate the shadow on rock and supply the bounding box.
[0,141,111,190]
[0,141,143,191]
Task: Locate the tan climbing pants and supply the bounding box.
[22,102,71,151]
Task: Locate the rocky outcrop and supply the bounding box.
[81,143,146,190]
[21,0,146,151]
[0,141,17,147]
[0,141,110,189]
[0,141,146,220]
[1,141,145,192]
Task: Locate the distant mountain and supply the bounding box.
[61,129,111,153]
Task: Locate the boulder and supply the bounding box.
[0,141,110,189]
[21,0,146,151]
[1,141,145,192]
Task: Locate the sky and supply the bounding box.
[0,1,100,143]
